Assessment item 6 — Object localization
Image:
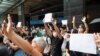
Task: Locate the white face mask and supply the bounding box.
[78,28,84,33]
[53,32,57,37]
[43,29,45,31]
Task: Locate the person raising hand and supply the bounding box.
[2,14,47,56]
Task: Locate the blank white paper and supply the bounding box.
[43,13,52,23]
[70,34,96,54]
[62,20,68,25]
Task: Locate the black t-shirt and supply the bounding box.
[50,35,63,56]
[0,44,10,56]
[66,41,69,51]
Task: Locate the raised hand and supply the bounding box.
[82,16,86,23]
[94,33,100,48]
[72,16,75,23]
[2,14,42,56]
[51,18,57,24]
[2,14,12,35]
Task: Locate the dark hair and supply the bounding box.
[0,35,4,43]
[61,26,66,30]
[67,31,71,33]
[71,29,78,33]
[25,36,34,42]
[79,24,85,28]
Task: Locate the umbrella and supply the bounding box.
[90,18,100,24]
[89,18,100,32]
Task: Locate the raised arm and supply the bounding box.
[2,14,42,56]
[52,19,62,39]
[72,16,77,30]
[44,23,52,37]
[82,17,89,33]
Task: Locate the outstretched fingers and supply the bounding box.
[94,33,100,48]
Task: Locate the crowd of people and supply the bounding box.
[0,14,100,56]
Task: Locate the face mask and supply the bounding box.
[78,28,83,33]
[42,31,46,36]
[43,29,45,31]
[53,32,57,37]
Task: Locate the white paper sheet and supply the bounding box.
[17,22,22,27]
[70,34,97,54]
[43,13,52,23]
[62,20,68,25]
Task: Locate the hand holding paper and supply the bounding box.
[43,13,52,23]
[52,19,57,24]
[17,22,22,28]
[62,20,68,25]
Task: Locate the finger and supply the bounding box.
[1,23,7,34]
[83,16,86,20]
[73,16,75,20]
[72,16,75,23]
[0,29,2,35]
[97,45,100,48]
[96,39,100,44]
[7,14,12,33]
[93,33,98,40]
[8,14,12,23]
[98,33,100,38]
[97,33,100,39]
